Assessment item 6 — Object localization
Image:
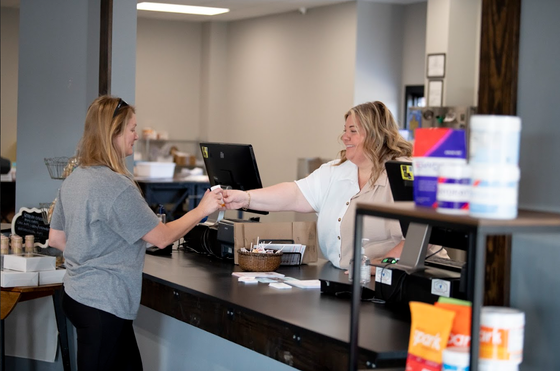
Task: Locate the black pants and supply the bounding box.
[62,290,143,371]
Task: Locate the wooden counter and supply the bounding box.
[141,251,411,371]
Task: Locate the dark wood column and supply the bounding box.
[99,0,113,95]
[477,0,522,306]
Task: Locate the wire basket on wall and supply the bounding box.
[44,157,78,180]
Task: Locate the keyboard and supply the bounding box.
[425,256,465,272]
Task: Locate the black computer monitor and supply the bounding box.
[385,160,469,250]
[200,142,268,215]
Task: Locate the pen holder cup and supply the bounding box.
[238,251,283,272]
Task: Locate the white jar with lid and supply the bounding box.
[469,115,521,165]
[479,306,525,364]
[437,164,471,215]
[469,165,520,219]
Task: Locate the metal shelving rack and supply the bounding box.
[135,138,202,165]
[349,201,560,371]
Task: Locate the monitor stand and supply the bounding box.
[394,222,432,274]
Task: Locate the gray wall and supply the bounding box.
[14,0,137,211]
[135,17,202,139]
[0,7,19,161]
[15,0,100,211]
[401,1,428,119]
[445,0,480,106]
[511,0,560,369]
[354,1,404,119]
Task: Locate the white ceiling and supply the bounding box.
[0,0,425,22]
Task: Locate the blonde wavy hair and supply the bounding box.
[338,101,412,185]
[76,95,136,180]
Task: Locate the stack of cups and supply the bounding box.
[468,115,521,219]
[1,234,9,255]
[25,235,35,254]
[11,234,23,254]
[479,306,525,370]
[1,234,9,268]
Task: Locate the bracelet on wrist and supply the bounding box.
[242,191,251,211]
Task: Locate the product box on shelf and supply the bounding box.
[135,161,176,178]
[2,253,56,272]
[38,268,66,285]
[412,128,467,208]
[1,269,39,287]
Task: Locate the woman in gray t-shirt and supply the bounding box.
[49,95,224,371]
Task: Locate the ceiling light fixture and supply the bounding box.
[137,2,229,16]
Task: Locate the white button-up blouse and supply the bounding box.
[295,158,408,269]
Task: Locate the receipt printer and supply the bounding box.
[215,219,260,259]
[184,218,258,259]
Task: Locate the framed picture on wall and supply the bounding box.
[427,53,446,78]
[428,80,444,107]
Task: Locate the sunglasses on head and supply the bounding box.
[112,98,129,118]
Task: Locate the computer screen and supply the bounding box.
[200,142,268,215]
[385,160,469,250]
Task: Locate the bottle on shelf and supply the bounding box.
[349,238,371,286]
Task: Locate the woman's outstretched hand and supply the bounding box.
[223,189,249,210]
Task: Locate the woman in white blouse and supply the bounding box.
[224,101,438,270]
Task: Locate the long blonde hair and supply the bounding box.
[338,101,412,185]
[76,95,136,179]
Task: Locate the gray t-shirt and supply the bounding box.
[50,166,160,320]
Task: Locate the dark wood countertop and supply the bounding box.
[142,250,410,370]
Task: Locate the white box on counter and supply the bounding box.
[38,268,66,285]
[135,162,176,178]
[2,253,56,272]
[1,269,39,287]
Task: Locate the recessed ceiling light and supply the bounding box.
[137,2,229,16]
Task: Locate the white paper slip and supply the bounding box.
[280,276,297,281]
[232,272,285,278]
[285,279,321,289]
[238,277,258,284]
[269,282,292,290]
